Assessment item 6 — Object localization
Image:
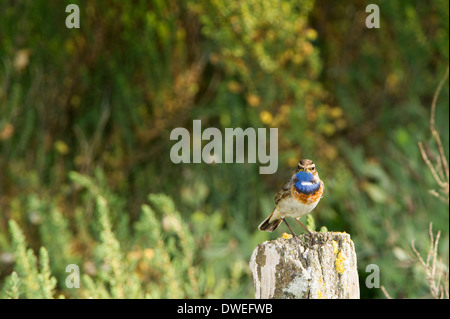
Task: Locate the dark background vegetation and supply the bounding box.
[0,0,448,298]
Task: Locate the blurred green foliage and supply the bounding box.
[0,0,448,298]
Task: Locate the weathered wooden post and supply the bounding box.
[249,232,359,299]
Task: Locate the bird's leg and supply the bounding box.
[295,217,313,244]
[282,218,296,237]
[295,218,312,235]
[283,218,306,245]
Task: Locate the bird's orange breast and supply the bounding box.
[293,182,324,205]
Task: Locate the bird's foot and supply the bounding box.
[294,232,315,246]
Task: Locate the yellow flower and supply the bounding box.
[288,157,299,168]
[54,140,69,155]
[246,94,261,107]
[227,81,243,94]
[306,29,318,41]
[329,107,343,119]
[260,110,273,125]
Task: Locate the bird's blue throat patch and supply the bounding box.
[294,171,320,195]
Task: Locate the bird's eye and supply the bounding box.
[311,166,315,171]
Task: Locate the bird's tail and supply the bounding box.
[258,209,282,232]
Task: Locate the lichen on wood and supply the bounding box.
[249,232,360,299]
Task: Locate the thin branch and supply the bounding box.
[411,239,428,269]
[418,66,450,203]
[444,266,449,299]
[428,189,448,203]
[411,222,447,299]
[430,66,449,183]
[418,141,446,189]
[380,285,393,299]
[430,66,449,130]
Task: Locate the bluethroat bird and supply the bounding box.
[258,159,324,236]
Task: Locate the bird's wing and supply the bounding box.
[274,178,293,204]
